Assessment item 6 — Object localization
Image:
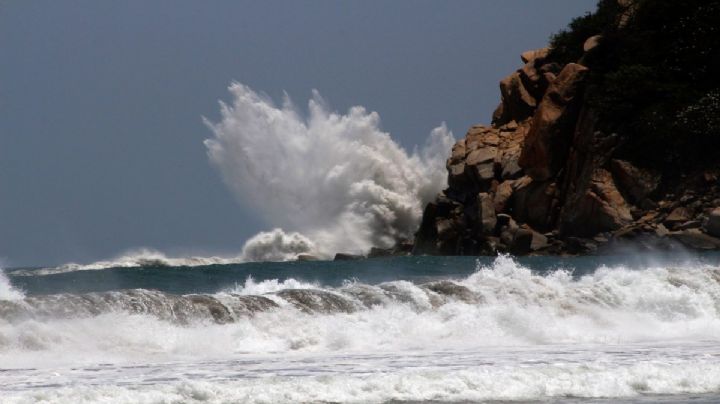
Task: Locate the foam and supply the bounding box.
[0,268,24,300]
[4,360,720,403]
[204,83,454,260]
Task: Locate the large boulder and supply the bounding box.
[496,122,529,180]
[520,47,550,64]
[497,72,537,124]
[519,63,589,181]
[560,168,633,236]
[477,192,497,234]
[610,159,660,204]
[512,177,558,231]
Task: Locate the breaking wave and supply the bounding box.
[0,268,24,301]
[204,82,454,260]
[4,256,720,402]
[4,256,720,358]
[17,249,245,276]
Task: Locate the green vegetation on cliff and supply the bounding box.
[549,0,720,168]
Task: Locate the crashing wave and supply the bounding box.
[4,256,720,349]
[204,83,454,259]
[0,268,24,301]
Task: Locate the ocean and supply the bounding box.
[2,253,720,403]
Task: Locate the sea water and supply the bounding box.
[2,253,720,403]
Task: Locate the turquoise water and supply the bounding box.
[2,253,720,403]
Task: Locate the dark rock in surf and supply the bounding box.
[334,253,364,261]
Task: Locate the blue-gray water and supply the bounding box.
[2,253,720,403]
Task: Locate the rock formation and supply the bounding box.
[412,0,720,255]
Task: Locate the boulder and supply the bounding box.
[497,72,537,124]
[519,63,589,181]
[497,123,529,180]
[447,162,468,191]
[610,159,660,204]
[560,168,633,236]
[519,60,550,100]
[448,139,467,164]
[520,47,550,64]
[477,193,497,234]
[664,207,691,227]
[705,208,720,237]
[512,177,557,231]
[494,181,514,213]
[466,147,497,166]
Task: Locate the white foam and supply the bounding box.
[4,257,720,362]
[20,248,245,276]
[224,276,319,295]
[4,257,720,401]
[4,358,720,403]
[204,83,454,260]
[0,268,24,301]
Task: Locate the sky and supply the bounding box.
[0,0,596,267]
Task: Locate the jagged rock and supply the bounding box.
[655,223,670,237]
[519,63,589,181]
[520,58,551,100]
[497,72,537,124]
[664,207,691,228]
[520,48,549,64]
[447,161,468,191]
[561,168,633,236]
[497,124,528,180]
[670,229,720,250]
[705,208,720,237]
[510,176,557,231]
[449,139,466,164]
[494,181,514,213]
[411,9,716,257]
[610,159,660,204]
[477,192,497,234]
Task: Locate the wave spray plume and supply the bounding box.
[204,83,454,261]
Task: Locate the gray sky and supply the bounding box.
[0,0,596,267]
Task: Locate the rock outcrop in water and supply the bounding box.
[413,0,720,256]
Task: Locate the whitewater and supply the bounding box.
[2,254,720,403]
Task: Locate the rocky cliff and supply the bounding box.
[413,0,720,256]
